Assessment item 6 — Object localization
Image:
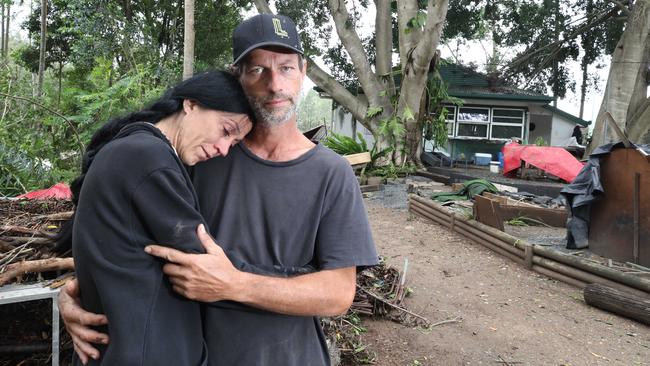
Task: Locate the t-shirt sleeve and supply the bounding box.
[315,163,379,270]
[130,167,205,254]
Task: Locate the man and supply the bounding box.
[59,13,378,365]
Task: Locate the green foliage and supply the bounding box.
[323,133,367,155]
[405,11,427,34]
[534,136,547,146]
[424,61,463,148]
[366,105,383,118]
[443,0,625,101]
[368,163,416,179]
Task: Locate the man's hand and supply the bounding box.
[147,225,356,317]
[144,224,243,302]
[58,279,109,364]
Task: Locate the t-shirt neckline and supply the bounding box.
[238,142,321,167]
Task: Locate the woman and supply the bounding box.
[61,71,253,365]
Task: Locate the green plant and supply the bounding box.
[323,132,367,155]
[534,137,547,146]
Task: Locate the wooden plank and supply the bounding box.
[360,184,382,193]
[473,195,504,231]
[584,283,650,325]
[343,152,371,166]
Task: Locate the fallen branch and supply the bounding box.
[0,225,55,238]
[357,286,430,324]
[31,211,73,221]
[0,258,74,286]
[0,236,53,245]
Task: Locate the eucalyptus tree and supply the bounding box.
[591,0,650,149]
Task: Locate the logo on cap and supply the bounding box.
[272,18,289,38]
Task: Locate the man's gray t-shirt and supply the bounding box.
[192,143,378,366]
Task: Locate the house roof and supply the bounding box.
[315,62,554,103]
[543,105,591,127]
[436,63,553,102]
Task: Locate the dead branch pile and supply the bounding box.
[323,259,429,365]
[0,199,73,286]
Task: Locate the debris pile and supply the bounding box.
[0,199,74,286]
[323,259,428,365]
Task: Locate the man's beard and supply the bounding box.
[248,92,299,127]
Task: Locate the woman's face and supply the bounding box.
[176,100,253,166]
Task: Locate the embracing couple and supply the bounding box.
[58,13,378,366]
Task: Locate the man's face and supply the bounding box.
[238,47,306,127]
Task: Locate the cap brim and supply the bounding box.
[233,42,304,65]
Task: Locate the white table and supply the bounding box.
[0,283,61,366]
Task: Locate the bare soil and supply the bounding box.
[363,200,650,366]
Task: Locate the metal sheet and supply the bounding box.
[590,149,650,266]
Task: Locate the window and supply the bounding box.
[490,108,524,140]
[456,107,489,139]
[424,105,527,142]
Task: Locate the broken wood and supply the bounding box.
[583,283,650,325]
[0,236,53,245]
[343,152,371,166]
[30,211,73,221]
[0,258,74,286]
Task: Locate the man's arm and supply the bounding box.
[145,224,356,316]
[58,279,109,364]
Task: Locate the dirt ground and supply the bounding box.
[362,198,650,366]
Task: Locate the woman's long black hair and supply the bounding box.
[54,70,253,254]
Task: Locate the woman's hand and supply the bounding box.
[145,224,244,302]
[58,279,109,364]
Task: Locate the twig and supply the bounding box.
[430,315,463,327]
[357,286,430,323]
[0,257,74,286]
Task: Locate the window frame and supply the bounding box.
[489,107,525,141]
[455,106,490,139]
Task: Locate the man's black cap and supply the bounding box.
[232,14,303,65]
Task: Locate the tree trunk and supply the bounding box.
[182,0,195,80]
[579,62,588,119]
[57,62,62,106]
[4,2,9,56]
[1,3,5,58]
[37,0,47,97]
[588,0,650,153]
[397,0,449,165]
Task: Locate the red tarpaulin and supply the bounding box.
[502,142,584,183]
[17,183,72,200]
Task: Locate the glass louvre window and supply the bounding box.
[456,107,489,138]
[490,108,524,140]
[444,106,456,137]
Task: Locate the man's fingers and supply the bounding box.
[72,337,101,362]
[72,343,89,365]
[70,323,109,344]
[197,224,222,255]
[145,245,188,264]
